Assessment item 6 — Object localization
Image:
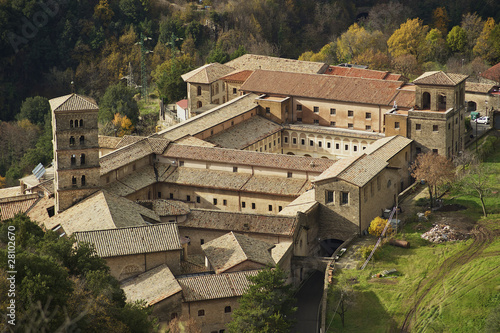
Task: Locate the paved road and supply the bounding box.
[292,270,325,333]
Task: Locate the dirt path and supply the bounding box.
[399,225,496,332]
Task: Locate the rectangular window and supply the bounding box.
[341,192,349,205]
[200,239,204,245]
[309,140,314,146]
[313,106,319,113]
[353,146,358,152]
[292,138,297,144]
[330,108,336,115]
[268,205,272,211]
[265,107,270,114]
[187,195,191,202]
[233,166,238,172]
[326,190,334,203]
[158,192,162,198]
[365,125,371,130]
[336,143,340,149]
[330,121,336,126]
[296,104,302,111]
[348,123,353,129]
[345,144,349,150]
[278,206,282,212]
[242,201,246,208]
[297,117,302,122]
[313,119,319,124]
[327,142,331,148]
[433,125,438,132]
[274,140,276,146]
[287,172,292,178]
[448,123,451,129]
[365,112,371,119]
[284,137,288,143]
[213,198,218,205]
[233,88,237,94]
[395,122,400,129]
[416,123,421,130]
[318,141,322,148]
[348,110,354,117]
[179,160,184,166]
[170,193,174,199]
[223,199,227,206]
[196,196,201,203]
[301,139,305,145]
[432,149,438,154]
[251,203,256,209]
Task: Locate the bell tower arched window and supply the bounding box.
[80,154,86,165]
[81,175,86,186]
[74,119,79,128]
[80,136,85,145]
[69,136,75,146]
[423,92,431,109]
[71,154,76,165]
[72,176,77,187]
[70,120,73,128]
[79,119,83,127]
[197,86,202,96]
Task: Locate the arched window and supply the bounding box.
[72,176,77,187]
[224,306,231,313]
[79,119,83,127]
[74,119,79,128]
[197,101,202,108]
[69,136,75,145]
[197,86,202,96]
[71,155,76,165]
[423,92,431,109]
[80,154,85,165]
[70,120,73,128]
[81,175,86,186]
[80,136,85,145]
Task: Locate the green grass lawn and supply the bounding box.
[326,135,500,333]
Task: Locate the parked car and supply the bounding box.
[473,116,490,124]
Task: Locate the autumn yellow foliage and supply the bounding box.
[368,216,392,237]
[112,113,134,137]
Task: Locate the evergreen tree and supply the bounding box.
[228,266,297,333]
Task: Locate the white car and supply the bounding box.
[474,116,490,124]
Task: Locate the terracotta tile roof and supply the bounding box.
[0,186,22,199]
[393,89,416,109]
[178,270,259,302]
[325,66,404,81]
[466,82,496,93]
[0,194,40,221]
[163,144,335,173]
[181,209,297,236]
[202,232,275,274]
[74,223,181,258]
[176,99,188,109]
[122,264,182,305]
[136,199,191,216]
[181,63,234,84]
[206,116,282,149]
[49,190,157,234]
[98,136,122,149]
[241,174,310,196]
[155,94,259,141]
[115,135,147,149]
[314,154,387,187]
[480,62,500,82]
[49,94,98,112]
[413,71,468,86]
[278,189,318,216]
[26,195,54,229]
[115,136,170,154]
[240,70,405,106]
[225,54,329,74]
[271,241,293,265]
[363,135,412,162]
[174,135,217,147]
[220,70,254,82]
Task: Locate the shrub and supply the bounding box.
[415,197,429,207]
[368,216,392,236]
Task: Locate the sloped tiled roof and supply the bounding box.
[220,70,254,82]
[0,194,40,221]
[225,54,328,74]
[363,135,412,162]
[202,232,275,274]
[181,63,234,84]
[181,209,297,236]
[122,264,182,305]
[241,70,405,106]
[155,94,258,141]
[163,144,335,173]
[413,71,468,86]
[241,174,310,196]
[278,189,318,216]
[98,136,122,149]
[480,62,500,83]
[176,99,188,109]
[49,94,98,112]
[74,223,181,257]
[115,136,171,154]
[48,191,158,234]
[178,270,259,302]
[136,199,191,216]
[174,135,217,147]
[206,116,282,149]
[465,82,496,93]
[325,66,404,81]
[314,154,387,187]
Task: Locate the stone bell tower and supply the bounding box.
[49,94,100,213]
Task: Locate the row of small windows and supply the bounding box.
[326,190,349,205]
[284,136,365,151]
[70,119,84,128]
[197,306,232,317]
[71,175,86,187]
[69,136,85,145]
[297,105,373,119]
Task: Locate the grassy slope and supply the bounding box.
[326,137,500,333]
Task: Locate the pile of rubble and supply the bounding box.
[421,224,468,243]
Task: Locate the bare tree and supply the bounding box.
[409,152,455,208]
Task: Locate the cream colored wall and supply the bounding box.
[245,132,282,154]
[181,297,240,333]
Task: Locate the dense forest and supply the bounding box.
[1,0,500,186]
